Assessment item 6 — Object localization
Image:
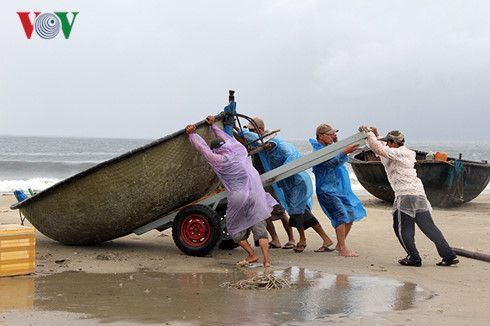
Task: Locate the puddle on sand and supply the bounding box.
[0,266,433,325]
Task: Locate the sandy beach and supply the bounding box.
[0,193,489,325]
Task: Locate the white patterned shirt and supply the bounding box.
[366,132,431,216]
[366,132,426,197]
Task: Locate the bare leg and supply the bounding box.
[266,218,281,248]
[297,227,307,246]
[237,240,259,263]
[281,218,296,244]
[344,222,352,237]
[335,222,353,251]
[312,223,334,248]
[335,223,359,257]
[293,227,307,252]
[257,238,270,267]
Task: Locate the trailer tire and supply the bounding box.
[172,204,221,256]
[218,239,239,250]
[216,210,239,250]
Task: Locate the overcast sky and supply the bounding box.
[2,1,489,141]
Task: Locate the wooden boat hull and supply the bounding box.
[349,149,490,207]
[11,116,225,245]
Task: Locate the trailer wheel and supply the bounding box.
[172,204,221,256]
[218,239,239,250]
[215,209,239,250]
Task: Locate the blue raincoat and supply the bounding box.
[189,125,277,235]
[264,137,314,215]
[309,138,366,228]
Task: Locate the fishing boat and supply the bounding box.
[349,149,490,207]
[10,115,226,245]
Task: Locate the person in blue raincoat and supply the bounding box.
[235,118,296,250]
[263,135,334,253]
[310,124,366,257]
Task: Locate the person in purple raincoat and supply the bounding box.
[185,116,277,267]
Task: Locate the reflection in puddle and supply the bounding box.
[0,267,433,324]
[0,277,34,310]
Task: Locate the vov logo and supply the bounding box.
[17,12,79,39]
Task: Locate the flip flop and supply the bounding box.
[293,243,306,253]
[436,258,459,266]
[269,242,281,249]
[314,246,334,253]
[237,259,258,266]
[243,262,265,268]
[282,242,296,249]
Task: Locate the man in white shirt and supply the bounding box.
[362,126,458,267]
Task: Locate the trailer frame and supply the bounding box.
[133,131,367,256]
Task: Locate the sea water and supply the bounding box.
[0,135,149,195]
[1,135,489,196]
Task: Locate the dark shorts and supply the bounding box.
[230,220,268,243]
[288,207,319,230]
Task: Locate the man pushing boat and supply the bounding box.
[361,126,459,267]
[185,115,277,267]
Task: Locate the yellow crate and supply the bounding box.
[0,224,36,277]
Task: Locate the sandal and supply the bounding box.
[269,242,281,249]
[293,243,306,253]
[314,246,334,253]
[398,257,422,267]
[237,259,258,266]
[436,257,459,266]
[282,242,296,249]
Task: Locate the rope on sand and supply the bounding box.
[220,274,291,290]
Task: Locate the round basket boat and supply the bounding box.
[349,149,490,207]
[11,115,226,245]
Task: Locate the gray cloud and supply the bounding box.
[1,1,489,141]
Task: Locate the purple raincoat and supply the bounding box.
[189,124,277,235]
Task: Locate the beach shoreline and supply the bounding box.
[1,194,489,325]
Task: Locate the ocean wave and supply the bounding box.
[2,174,487,197]
[0,158,109,165]
[0,178,60,195]
[0,161,97,180]
[0,151,122,161]
[1,136,488,198]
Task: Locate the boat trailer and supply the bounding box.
[133,130,367,256]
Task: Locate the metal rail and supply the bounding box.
[260,131,367,187]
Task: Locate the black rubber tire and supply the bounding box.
[172,204,221,256]
[215,207,238,250]
[218,238,239,250]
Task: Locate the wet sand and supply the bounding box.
[1,194,489,325]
